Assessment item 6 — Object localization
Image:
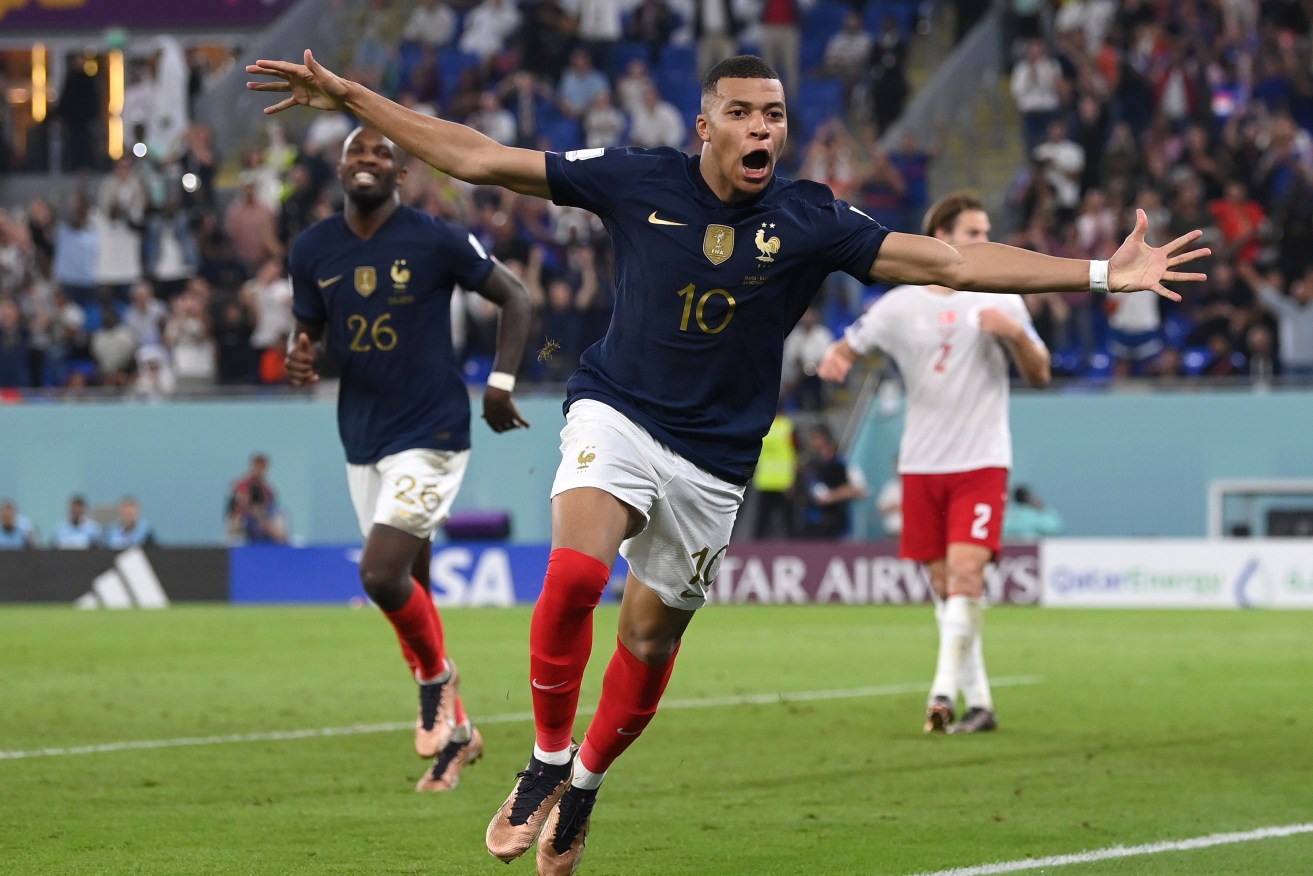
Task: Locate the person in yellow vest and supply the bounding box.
[752,404,799,539]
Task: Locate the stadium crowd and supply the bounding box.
[0,0,1310,400]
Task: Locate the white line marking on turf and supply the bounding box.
[0,675,1043,761]
[908,823,1313,876]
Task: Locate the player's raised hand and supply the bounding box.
[285,332,320,386]
[1108,208,1211,301]
[246,49,349,115]
[482,389,530,434]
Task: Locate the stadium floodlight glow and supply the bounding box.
[107,49,124,161]
[31,44,47,123]
[181,173,199,193]
[133,142,148,158]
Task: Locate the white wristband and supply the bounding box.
[487,371,516,393]
[1089,259,1110,294]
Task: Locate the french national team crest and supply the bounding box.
[703,225,735,265]
[354,266,377,298]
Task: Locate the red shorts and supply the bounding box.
[899,467,1009,562]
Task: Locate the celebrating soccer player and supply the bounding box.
[250,51,1208,873]
[284,126,531,793]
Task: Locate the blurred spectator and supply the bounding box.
[558,49,611,120]
[869,11,910,134]
[694,0,745,78]
[178,123,219,211]
[1243,323,1277,385]
[104,495,157,548]
[1209,180,1266,267]
[213,298,255,385]
[1011,39,1061,154]
[224,177,282,276]
[403,0,457,48]
[460,0,523,64]
[128,343,176,402]
[469,91,518,145]
[164,287,217,390]
[124,282,167,347]
[241,257,294,384]
[1253,265,1313,377]
[497,71,556,148]
[800,425,868,539]
[888,130,938,235]
[583,89,628,149]
[1106,288,1163,378]
[90,306,138,386]
[615,57,656,117]
[520,0,575,81]
[52,195,99,308]
[627,83,686,149]
[569,0,625,73]
[822,10,873,99]
[56,51,101,172]
[94,158,148,297]
[1145,345,1186,379]
[225,453,288,544]
[0,499,38,549]
[759,0,812,102]
[0,298,29,388]
[51,495,102,549]
[800,119,860,202]
[1033,119,1084,225]
[626,0,676,66]
[751,404,799,540]
[144,192,200,299]
[1002,485,1063,539]
[781,306,834,411]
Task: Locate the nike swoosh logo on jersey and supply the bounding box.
[531,678,568,690]
[647,211,688,227]
[317,274,343,288]
[616,727,641,736]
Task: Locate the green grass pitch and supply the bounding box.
[2,604,1310,875]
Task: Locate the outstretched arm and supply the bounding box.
[869,209,1209,301]
[247,50,551,199]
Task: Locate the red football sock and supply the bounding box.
[530,548,610,753]
[382,579,446,681]
[579,639,679,774]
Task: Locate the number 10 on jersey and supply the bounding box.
[675,284,737,335]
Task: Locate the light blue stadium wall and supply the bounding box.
[3,390,1311,546]
[0,396,568,547]
[848,388,1313,539]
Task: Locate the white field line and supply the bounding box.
[908,822,1313,876]
[0,675,1043,761]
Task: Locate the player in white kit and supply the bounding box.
[819,193,1051,734]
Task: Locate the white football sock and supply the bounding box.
[533,743,573,766]
[929,595,972,702]
[959,598,993,711]
[450,720,472,744]
[570,753,606,790]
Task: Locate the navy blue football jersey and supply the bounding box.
[546,147,889,484]
[289,206,495,464]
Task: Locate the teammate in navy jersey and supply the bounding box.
[251,53,1208,871]
[285,126,531,793]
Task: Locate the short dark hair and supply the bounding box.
[701,55,781,101]
[922,192,985,236]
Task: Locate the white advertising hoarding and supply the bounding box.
[1041,539,1313,609]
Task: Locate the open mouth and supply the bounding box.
[742,149,771,180]
[351,171,378,186]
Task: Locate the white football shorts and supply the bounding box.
[550,400,746,610]
[346,447,471,540]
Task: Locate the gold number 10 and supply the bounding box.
[675,284,737,335]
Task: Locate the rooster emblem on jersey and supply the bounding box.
[755,223,781,264]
